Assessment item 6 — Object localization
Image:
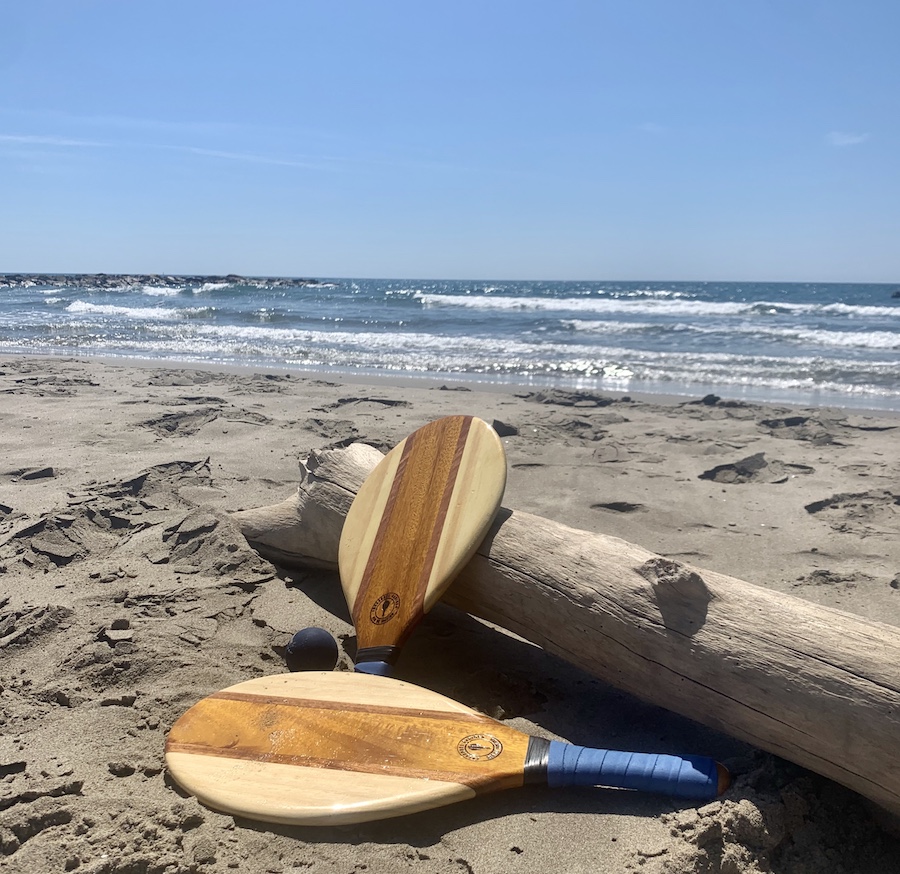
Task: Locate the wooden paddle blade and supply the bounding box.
[338,415,507,672]
[165,673,727,825]
[164,672,530,826]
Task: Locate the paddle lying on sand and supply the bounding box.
[337,415,507,675]
[165,671,730,826]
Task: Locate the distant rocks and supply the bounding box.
[0,273,322,290]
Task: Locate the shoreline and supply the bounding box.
[2,353,898,873]
[4,348,900,417]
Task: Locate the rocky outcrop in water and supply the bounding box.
[0,273,321,289]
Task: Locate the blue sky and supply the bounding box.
[1,1,898,281]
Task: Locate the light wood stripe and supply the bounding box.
[164,753,477,826]
[208,689,496,724]
[211,670,479,714]
[421,417,503,611]
[337,447,403,608]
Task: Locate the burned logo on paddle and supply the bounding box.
[457,734,503,761]
[369,592,401,625]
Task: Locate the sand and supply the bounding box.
[1,354,898,874]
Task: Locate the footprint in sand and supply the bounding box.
[793,569,875,588]
[519,388,619,407]
[699,452,814,484]
[804,490,900,535]
[141,406,270,437]
[323,396,412,412]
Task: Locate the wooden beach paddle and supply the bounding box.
[337,415,507,675]
[165,671,730,826]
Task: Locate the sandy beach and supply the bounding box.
[2,353,899,874]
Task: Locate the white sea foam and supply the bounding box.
[139,322,893,380]
[599,288,690,299]
[787,328,900,349]
[564,319,900,349]
[66,301,208,320]
[819,302,900,318]
[156,323,541,353]
[415,293,741,317]
[45,330,874,376]
[562,319,686,334]
[416,292,900,320]
[6,318,896,404]
[142,286,183,297]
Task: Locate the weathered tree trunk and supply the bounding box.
[234,444,900,818]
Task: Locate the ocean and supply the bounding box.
[1,276,898,411]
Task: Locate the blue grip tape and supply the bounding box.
[546,741,719,800]
[354,661,393,677]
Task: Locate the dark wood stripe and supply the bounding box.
[350,416,474,646]
[415,415,472,603]
[209,689,493,725]
[165,741,507,790]
[350,428,418,628]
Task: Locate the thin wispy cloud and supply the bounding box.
[0,125,477,178]
[0,133,109,147]
[0,132,334,170]
[168,144,473,176]
[826,131,869,147]
[178,146,329,170]
[1,111,467,175]
[4,109,243,137]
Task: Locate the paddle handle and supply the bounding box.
[543,740,728,800]
[355,661,392,676]
[354,645,399,676]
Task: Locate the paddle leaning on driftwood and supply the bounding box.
[338,415,507,675]
[233,439,900,819]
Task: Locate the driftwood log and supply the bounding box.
[234,443,900,818]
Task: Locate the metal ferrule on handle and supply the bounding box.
[354,661,393,676]
[535,739,726,800]
[354,645,399,677]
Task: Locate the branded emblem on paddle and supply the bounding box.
[338,415,508,675]
[458,734,504,761]
[164,672,729,826]
[369,592,401,625]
